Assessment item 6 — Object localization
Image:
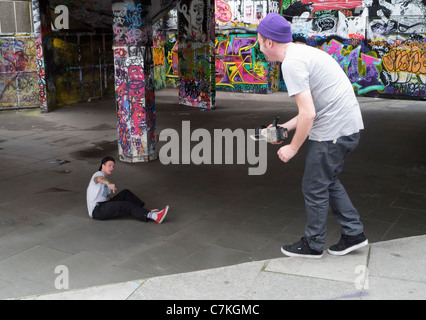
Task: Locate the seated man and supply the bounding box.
[86,156,169,223]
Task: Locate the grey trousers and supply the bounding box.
[302,133,364,252]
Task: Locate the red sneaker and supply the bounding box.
[152,205,169,224]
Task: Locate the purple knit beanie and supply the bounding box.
[257,13,293,43]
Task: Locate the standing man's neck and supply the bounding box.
[276,42,291,62]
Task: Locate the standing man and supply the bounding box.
[87,156,169,223]
[257,13,368,258]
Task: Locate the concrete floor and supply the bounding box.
[0,89,425,299]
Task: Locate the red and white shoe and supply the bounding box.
[151,205,169,224]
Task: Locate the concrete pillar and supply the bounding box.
[177,0,216,109]
[32,0,56,112]
[112,0,157,162]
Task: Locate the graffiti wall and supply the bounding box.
[112,0,157,162]
[164,9,179,88]
[152,0,425,100]
[0,34,114,110]
[0,36,39,109]
[2,0,424,111]
[215,33,274,93]
[153,19,167,91]
[178,0,216,109]
[214,0,425,99]
[286,0,426,98]
[215,0,276,93]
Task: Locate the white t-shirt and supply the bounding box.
[86,171,111,217]
[281,43,364,141]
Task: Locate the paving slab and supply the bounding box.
[16,235,426,301]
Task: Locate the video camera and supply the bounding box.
[251,116,288,143]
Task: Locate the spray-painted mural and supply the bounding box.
[178,0,216,109]
[212,0,426,98]
[163,9,179,88]
[32,0,51,112]
[112,0,157,162]
[284,0,426,98]
[2,0,425,111]
[215,0,273,93]
[0,37,39,109]
[153,0,425,99]
[215,34,270,92]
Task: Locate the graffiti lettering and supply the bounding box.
[383,49,426,75]
[215,0,232,24]
[321,39,384,94]
[114,48,128,57]
[153,47,165,68]
[215,34,267,91]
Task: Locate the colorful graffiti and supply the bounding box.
[165,40,179,87]
[216,0,233,24]
[112,1,157,162]
[369,38,426,97]
[210,0,426,99]
[4,0,424,112]
[162,0,426,99]
[0,37,39,108]
[31,0,49,112]
[178,44,215,108]
[178,0,216,109]
[278,0,426,98]
[383,48,426,75]
[215,34,269,92]
[35,38,49,111]
[320,39,384,94]
[153,20,167,91]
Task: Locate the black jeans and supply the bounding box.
[302,133,364,251]
[92,189,149,221]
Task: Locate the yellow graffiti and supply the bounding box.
[153,47,165,67]
[253,61,267,78]
[383,49,426,75]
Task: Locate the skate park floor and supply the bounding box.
[0,89,425,299]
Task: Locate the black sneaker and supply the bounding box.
[281,237,323,259]
[328,232,368,256]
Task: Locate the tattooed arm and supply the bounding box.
[94,176,117,193]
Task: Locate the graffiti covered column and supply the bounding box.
[112,0,157,162]
[32,0,55,112]
[178,0,216,109]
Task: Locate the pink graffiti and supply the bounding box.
[301,0,362,13]
[215,35,266,86]
[216,0,232,24]
[128,65,146,136]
